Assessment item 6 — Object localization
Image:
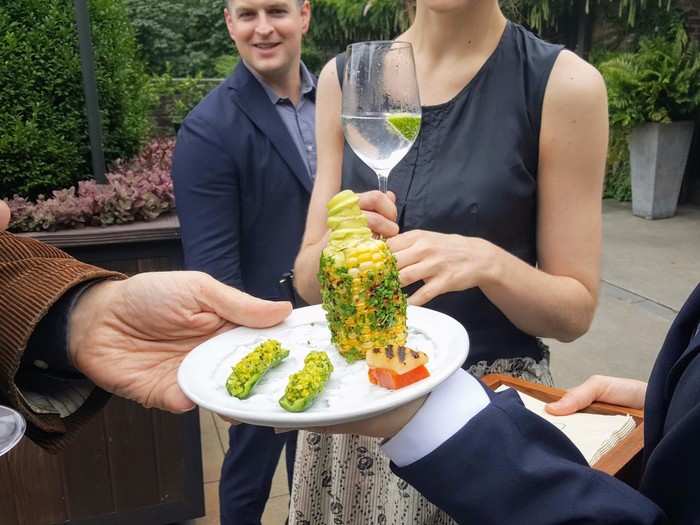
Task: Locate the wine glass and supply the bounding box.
[0,405,25,456]
[341,41,421,193]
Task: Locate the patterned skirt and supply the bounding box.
[288,349,553,525]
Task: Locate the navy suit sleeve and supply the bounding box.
[172,116,243,289]
[392,389,666,525]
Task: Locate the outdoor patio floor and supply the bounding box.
[190,409,291,525]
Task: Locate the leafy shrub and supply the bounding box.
[147,72,219,135]
[599,25,700,128]
[5,138,175,233]
[307,0,409,67]
[0,0,151,200]
[603,128,633,201]
[125,0,231,77]
[597,24,700,200]
[214,52,241,78]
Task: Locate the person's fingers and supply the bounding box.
[163,384,196,413]
[0,200,9,232]
[364,212,399,238]
[312,396,428,438]
[358,190,397,222]
[217,414,242,426]
[393,245,423,271]
[308,424,340,434]
[386,230,422,252]
[407,277,445,306]
[398,260,433,287]
[386,190,397,204]
[199,275,292,328]
[545,375,607,415]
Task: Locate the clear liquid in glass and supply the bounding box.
[341,113,420,174]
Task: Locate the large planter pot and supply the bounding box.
[629,121,695,219]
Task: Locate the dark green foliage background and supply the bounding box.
[125,0,409,76]
[124,0,233,77]
[0,0,150,199]
[1,0,693,202]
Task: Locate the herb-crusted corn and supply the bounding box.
[279,351,333,412]
[226,339,289,399]
[319,190,407,363]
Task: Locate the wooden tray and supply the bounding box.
[481,374,644,480]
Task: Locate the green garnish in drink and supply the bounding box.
[386,114,421,142]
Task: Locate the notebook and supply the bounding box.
[497,386,637,465]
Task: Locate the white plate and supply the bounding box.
[177,304,469,428]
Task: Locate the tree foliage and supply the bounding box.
[125,0,410,76]
[307,0,409,63]
[504,0,674,33]
[125,0,232,76]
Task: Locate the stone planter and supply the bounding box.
[629,121,695,219]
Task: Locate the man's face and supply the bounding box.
[0,201,9,232]
[224,0,310,81]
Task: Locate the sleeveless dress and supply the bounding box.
[290,22,563,525]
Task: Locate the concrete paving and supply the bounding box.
[550,201,700,387]
[187,199,700,525]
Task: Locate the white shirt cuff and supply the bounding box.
[381,369,490,467]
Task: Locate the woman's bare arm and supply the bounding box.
[294,59,400,304]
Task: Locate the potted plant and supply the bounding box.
[600,25,700,219]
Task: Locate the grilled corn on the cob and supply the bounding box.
[318,190,407,363]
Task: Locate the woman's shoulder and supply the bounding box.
[501,24,564,84]
[507,22,564,57]
[317,55,344,94]
[504,22,604,100]
[545,49,606,113]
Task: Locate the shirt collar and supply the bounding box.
[244,60,315,105]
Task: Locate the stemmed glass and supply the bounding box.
[0,405,25,456]
[341,41,421,193]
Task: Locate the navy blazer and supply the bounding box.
[172,63,312,300]
[394,284,700,524]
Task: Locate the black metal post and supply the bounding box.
[74,0,107,184]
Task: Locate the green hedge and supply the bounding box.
[0,0,150,199]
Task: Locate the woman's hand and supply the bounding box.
[387,230,498,305]
[357,190,399,238]
[546,375,648,415]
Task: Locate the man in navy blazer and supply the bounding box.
[330,283,700,524]
[171,0,315,522]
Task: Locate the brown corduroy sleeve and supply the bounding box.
[0,232,126,451]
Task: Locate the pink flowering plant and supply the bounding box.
[5,138,176,233]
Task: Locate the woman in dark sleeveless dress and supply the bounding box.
[291,0,608,521]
